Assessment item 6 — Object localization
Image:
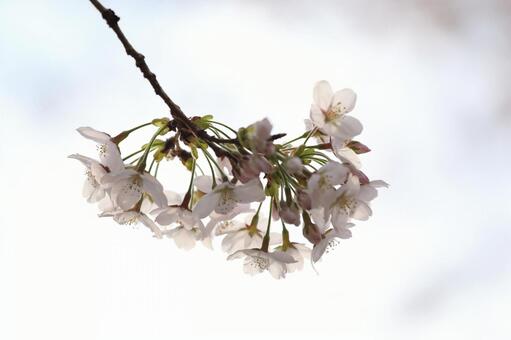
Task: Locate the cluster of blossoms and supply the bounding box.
[71,80,387,279]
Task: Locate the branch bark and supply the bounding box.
[89,0,240,150]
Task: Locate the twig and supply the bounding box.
[88,0,239,146]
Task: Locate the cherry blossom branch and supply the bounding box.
[88,0,241,150]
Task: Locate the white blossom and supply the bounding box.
[310,80,362,140]
[331,137,362,169]
[227,249,297,279]
[153,205,206,250]
[76,127,124,173]
[311,226,353,263]
[101,168,167,211]
[245,118,275,155]
[275,243,311,273]
[215,214,266,254]
[193,178,265,219]
[307,161,349,228]
[329,174,388,231]
[68,154,108,203]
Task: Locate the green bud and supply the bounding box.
[152,117,170,127]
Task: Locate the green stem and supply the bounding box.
[186,159,196,209]
[148,158,156,173]
[282,131,308,147]
[202,150,217,188]
[202,148,227,180]
[281,222,291,251]
[302,127,318,146]
[122,148,145,161]
[136,125,166,171]
[125,122,153,134]
[210,120,238,134]
[154,161,161,178]
[261,198,273,252]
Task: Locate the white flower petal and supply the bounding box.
[141,173,167,208]
[232,179,265,203]
[193,192,220,219]
[268,261,287,279]
[68,153,95,167]
[333,116,363,140]
[195,175,214,193]
[170,228,197,250]
[155,207,180,225]
[352,201,372,221]
[358,185,378,202]
[313,80,333,112]
[310,104,326,128]
[331,88,357,114]
[76,127,111,143]
[111,178,142,210]
[139,214,163,239]
[334,147,362,169]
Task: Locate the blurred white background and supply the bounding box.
[1,0,510,339]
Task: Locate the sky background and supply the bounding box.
[1,0,511,339]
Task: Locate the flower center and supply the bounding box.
[219,187,236,205]
[337,195,357,215]
[96,143,107,156]
[325,238,339,254]
[247,255,270,272]
[324,103,342,121]
[86,170,99,188]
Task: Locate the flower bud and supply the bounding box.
[347,141,371,154]
[279,201,301,226]
[285,157,304,175]
[296,189,312,210]
[302,220,322,245]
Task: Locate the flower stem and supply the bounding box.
[202,148,228,181]
[209,120,238,134]
[302,127,318,146]
[261,198,273,252]
[184,159,196,209]
[281,222,291,251]
[202,150,217,188]
[154,161,161,178]
[122,148,144,161]
[136,125,166,172]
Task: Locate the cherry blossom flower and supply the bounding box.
[101,168,167,211]
[192,178,265,219]
[153,205,206,250]
[285,157,304,175]
[233,154,273,183]
[68,154,108,203]
[214,214,268,253]
[307,161,349,227]
[310,80,362,140]
[103,210,162,238]
[99,194,163,239]
[278,201,301,226]
[331,137,362,169]
[311,226,353,263]
[227,249,297,279]
[244,118,275,155]
[275,243,311,273]
[329,174,388,231]
[76,127,124,173]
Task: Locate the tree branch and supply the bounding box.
[89,0,241,150]
[89,0,283,154]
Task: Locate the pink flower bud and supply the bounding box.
[296,189,312,210]
[347,141,371,154]
[279,201,301,226]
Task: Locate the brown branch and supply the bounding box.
[89,0,240,148]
